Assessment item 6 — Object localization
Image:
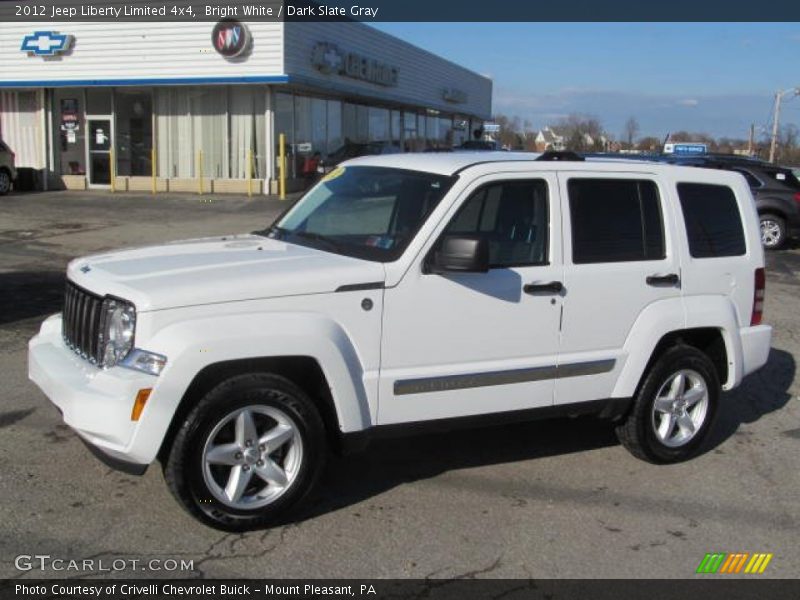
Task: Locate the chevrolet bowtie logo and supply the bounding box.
[80,265,91,274]
[21,31,74,57]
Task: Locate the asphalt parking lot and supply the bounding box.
[1,190,798,579]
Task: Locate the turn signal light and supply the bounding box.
[131,388,152,421]
[751,268,765,326]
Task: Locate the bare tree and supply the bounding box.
[623,117,640,148]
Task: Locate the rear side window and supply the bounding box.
[731,169,762,188]
[568,179,665,264]
[677,183,746,258]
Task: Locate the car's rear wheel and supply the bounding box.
[164,373,326,531]
[0,170,11,195]
[616,345,719,463]
[760,213,786,250]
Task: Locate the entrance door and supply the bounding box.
[378,174,564,425]
[88,119,112,186]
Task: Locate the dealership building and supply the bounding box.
[0,21,492,193]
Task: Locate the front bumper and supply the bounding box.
[28,314,157,470]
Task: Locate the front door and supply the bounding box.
[378,174,564,425]
[87,118,112,187]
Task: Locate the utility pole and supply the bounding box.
[748,123,754,156]
[769,87,799,163]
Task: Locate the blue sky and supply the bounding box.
[373,23,800,140]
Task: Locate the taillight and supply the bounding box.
[794,192,800,205]
[751,268,765,326]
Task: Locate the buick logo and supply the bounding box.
[212,20,250,59]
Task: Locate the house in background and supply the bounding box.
[534,127,565,152]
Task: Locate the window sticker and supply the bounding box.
[322,167,345,182]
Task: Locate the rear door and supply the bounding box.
[555,172,683,405]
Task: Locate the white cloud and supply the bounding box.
[677,99,699,107]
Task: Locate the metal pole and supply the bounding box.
[247,148,253,197]
[769,92,782,164]
[279,133,286,200]
[110,148,116,192]
[151,148,156,195]
[198,150,204,195]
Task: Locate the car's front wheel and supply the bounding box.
[760,213,787,250]
[0,170,11,196]
[616,345,719,463]
[164,373,326,531]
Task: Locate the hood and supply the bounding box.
[66,234,385,311]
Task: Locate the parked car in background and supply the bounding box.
[0,139,17,195]
[317,141,402,174]
[456,140,505,151]
[659,156,800,250]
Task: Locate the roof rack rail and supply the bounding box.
[536,151,585,162]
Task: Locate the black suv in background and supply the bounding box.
[659,155,800,250]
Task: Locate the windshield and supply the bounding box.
[265,166,455,262]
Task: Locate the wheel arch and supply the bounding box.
[158,355,343,462]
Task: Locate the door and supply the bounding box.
[555,173,683,405]
[378,174,564,425]
[88,119,112,186]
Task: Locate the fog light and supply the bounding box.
[120,348,167,376]
[131,388,152,421]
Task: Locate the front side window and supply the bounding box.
[677,183,746,258]
[440,179,549,267]
[568,178,665,264]
[268,166,454,262]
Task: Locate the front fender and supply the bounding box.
[130,312,372,464]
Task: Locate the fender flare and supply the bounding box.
[130,312,372,463]
[611,295,742,398]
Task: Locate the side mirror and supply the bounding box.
[429,235,489,274]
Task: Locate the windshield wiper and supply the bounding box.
[291,231,343,252]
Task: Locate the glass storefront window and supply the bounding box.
[274,91,294,178]
[115,89,153,177]
[390,110,402,148]
[229,87,266,179]
[368,107,389,142]
[86,89,112,115]
[327,100,342,154]
[52,89,86,176]
[155,87,226,178]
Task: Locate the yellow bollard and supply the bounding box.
[110,148,116,192]
[247,148,253,197]
[279,133,286,200]
[151,148,157,195]
[198,150,204,195]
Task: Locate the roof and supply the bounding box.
[342,151,713,177]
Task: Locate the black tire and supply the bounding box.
[759,213,787,250]
[164,373,326,531]
[616,345,719,464]
[0,170,11,196]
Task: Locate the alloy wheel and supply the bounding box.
[201,405,303,510]
[650,369,709,448]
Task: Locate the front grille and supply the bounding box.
[62,280,104,363]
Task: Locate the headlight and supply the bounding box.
[99,298,136,368]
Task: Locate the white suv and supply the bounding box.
[29,152,772,530]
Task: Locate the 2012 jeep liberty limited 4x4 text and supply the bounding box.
[29,152,772,530]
